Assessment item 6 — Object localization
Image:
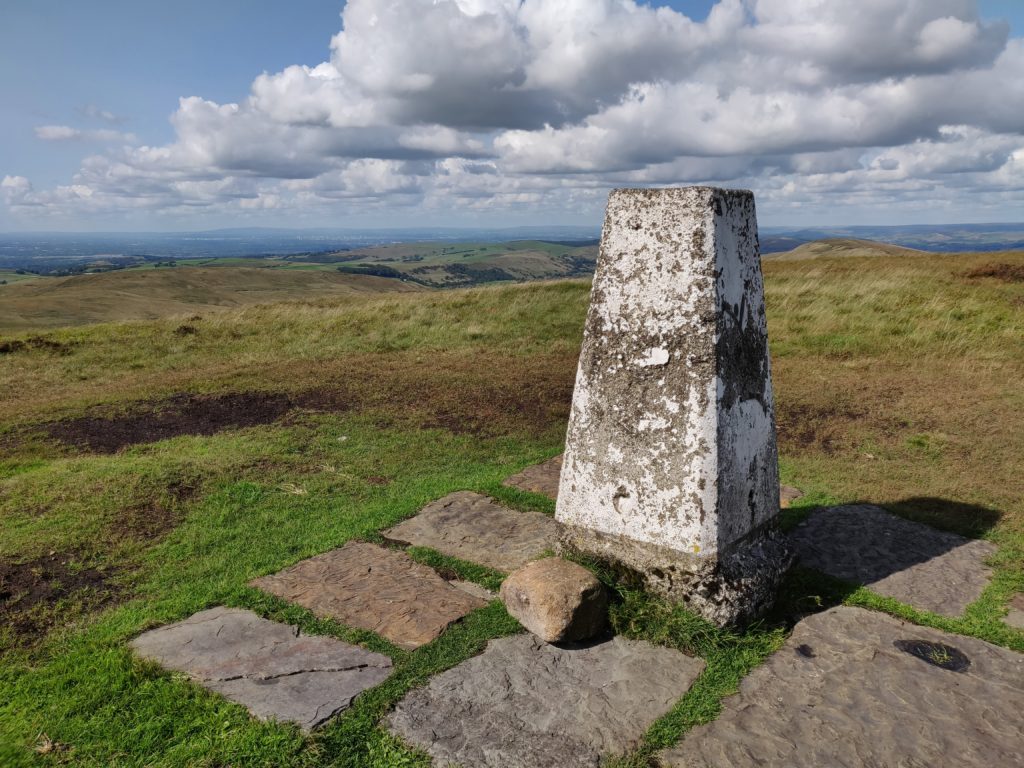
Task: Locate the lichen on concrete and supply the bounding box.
[556,187,789,625]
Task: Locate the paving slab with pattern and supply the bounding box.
[382,491,557,571]
[130,607,392,730]
[1005,593,1024,630]
[790,504,996,616]
[387,633,705,768]
[658,606,1024,768]
[503,455,564,498]
[251,541,487,650]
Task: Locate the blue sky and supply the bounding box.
[1,1,1022,230]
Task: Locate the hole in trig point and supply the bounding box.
[893,639,971,673]
[612,486,635,516]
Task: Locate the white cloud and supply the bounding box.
[34,125,137,143]
[5,0,1023,226]
[78,104,127,124]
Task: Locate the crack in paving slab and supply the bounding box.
[790,504,997,616]
[130,606,392,730]
[657,606,1024,768]
[251,541,488,650]
[383,491,558,572]
[387,633,705,768]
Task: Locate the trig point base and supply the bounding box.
[556,187,792,626]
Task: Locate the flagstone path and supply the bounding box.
[130,607,392,731]
[126,456,1019,756]
[382,490,557,571]
[790,504,997,616]
[503,454,564,498]
[1005,593,1024,630]
[657,605,1024,768]
[250,541,487,650]
[387,633,705,768]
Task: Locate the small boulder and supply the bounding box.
[499,557,607,643]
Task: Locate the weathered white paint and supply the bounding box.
[556,187,779,561]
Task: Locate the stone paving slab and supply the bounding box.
[1005,593,1024,630]
[658,606,1024,768]
[449,580,496,602]
[382,491,557,572]
[503,455,564,498]
[387,633,705,768]
[130,606,392,731]
[250,542,487,650]
[790,504,996,616]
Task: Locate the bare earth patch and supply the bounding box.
[0,551,121,648]
[118,502,185,543]
[964,262,1024,282]
[0,336,73,356]
[11,351,576,455]
[43,391,296,453]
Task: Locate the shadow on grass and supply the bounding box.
[885,496,1002,539]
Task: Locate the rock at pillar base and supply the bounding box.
[556,187,792,627]
[499,557,608,643]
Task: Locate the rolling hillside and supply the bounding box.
[4,235,1017,333]
[0,266,420,332]
[327,239,597,287]
[766,238,928,260]
[0,238,598,332]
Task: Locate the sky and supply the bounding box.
[1,0,1022,231]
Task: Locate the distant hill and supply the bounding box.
[759,222,1024,253]
[0,237,598,332]
[329,239,597,288]
[766,238,928,261]
[0,266,419,332]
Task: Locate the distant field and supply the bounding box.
[0,270,41,286]
[0,246,1022,766]
[0,239,597,331]
[325,239,597,287]
[3,235,1020,333]
[0,266,420,332]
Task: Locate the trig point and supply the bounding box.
[556,187,793,626]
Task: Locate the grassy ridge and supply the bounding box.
[765,237,927,260]
[0,238,597,332]
[1,249,1022,765]
[0,267,421,332]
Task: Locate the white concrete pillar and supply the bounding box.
[556,187,792,626]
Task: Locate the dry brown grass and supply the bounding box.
[0,266,420,331]
[764,249,1024,535]
[767,237,928,261]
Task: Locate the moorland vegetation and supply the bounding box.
[0,244,1022,766]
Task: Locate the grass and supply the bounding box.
[0,240,597,332]
[0,248,1022,765]
[0,267,422,333]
